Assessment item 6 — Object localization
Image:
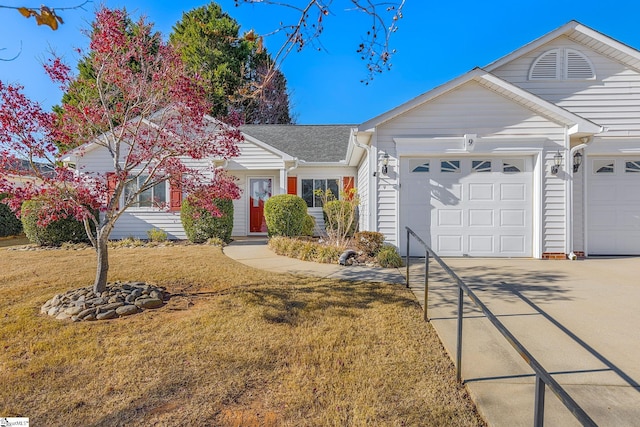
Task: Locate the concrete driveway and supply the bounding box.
[412,257,640,427]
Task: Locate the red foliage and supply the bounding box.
[0,6,243,234]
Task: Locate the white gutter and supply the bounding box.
[287,158,299,173]
[567,136,593,259]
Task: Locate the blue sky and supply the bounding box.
[1,0,640,124]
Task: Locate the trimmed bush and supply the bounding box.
[376,245,403,268]
[181,198,234,243]
[354,231,385,256]
[264,194,308,237]
[302,214,316,236]
[0,194,22,237]
[21,200,92,246]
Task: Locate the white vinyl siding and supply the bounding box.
[357,156,370,230]
[493,36,640,135]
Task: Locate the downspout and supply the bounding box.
[567,136,593,259]
[350,130,371,231]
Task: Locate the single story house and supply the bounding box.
[72,21,640,258]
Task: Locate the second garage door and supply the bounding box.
[401,157,533,257]
[587,157,640,255]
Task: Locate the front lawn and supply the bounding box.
[0,245,484,426]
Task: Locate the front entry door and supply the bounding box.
[249,178,272,233]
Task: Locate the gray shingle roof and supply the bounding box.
[240,124,354,163]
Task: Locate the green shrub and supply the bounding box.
[264,195,308,237]
[21,200,92,246]
[354,231,385,256]
[376,245,403,268]
[181,198,234,243]
[0,194,22,237]
[147,228,168,242]
[302,214,316,236]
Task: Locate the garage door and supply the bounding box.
[587,157,640,255]
[401,157,533,257]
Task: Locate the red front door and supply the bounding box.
[249,178,272,233]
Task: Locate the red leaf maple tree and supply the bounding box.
[0,7,243,294]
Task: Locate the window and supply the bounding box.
[124,175,167,207]
[301,178,340,207]
[441,160,460,173]
[625,161,640,173]
[594,160,614,174]
[410,159,430,173]
[472,160,491,173]
[529,48,595,80]
[503,159,524,173]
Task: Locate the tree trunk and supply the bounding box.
[93,233,109,294]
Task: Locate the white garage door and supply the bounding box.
[587,157,640,255]
[401,157,533,257]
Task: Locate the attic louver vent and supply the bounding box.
[529,48,595,81]
[566,49,595,79]
[529,49,559,79]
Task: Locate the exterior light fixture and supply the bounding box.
[551,151,563,175]
[573,152,583,173]
[381,153,389,175]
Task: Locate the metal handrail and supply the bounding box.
[405,226,596,427]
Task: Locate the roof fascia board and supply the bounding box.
[478,72,603,134]
[358,68,487,131]
[359,67,602,134]
[484,21,581,72]
[485,20,640,73]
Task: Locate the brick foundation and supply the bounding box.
[542,252,567,260]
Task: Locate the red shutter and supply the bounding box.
[107,172,118,210]
[343,176,355,200]
[169,180,182,212]
[287,176,297,195]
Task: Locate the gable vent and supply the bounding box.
[529,49,559,79]
[529,48,596,81]
[566,49,595,79]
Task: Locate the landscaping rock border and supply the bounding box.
[41,281,169,322]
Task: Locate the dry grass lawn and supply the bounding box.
[0,244,485,426]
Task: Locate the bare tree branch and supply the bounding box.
[234,0,405,82]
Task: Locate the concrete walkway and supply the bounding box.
[224,239,640,426]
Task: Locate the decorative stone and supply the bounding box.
[56,311,71,320]
[41,281,170,321]
[64,306,84,316]
[116,305,139,316]
[96,310,117,320]
[100,302,125,312]
[135,298,164,309]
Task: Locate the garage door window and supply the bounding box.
[594,160,614,174]
[441,160,460,173]
[472,160,491,173]
[625,161,640,173]
[410,160,430,173]
[503,159,524,173]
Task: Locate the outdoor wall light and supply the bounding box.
[551,151,563,175]
[381,153,389,175]
[573,152,583,173]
